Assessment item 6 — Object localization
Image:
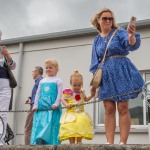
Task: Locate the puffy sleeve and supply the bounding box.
[62,88,73,99]
[117,27,141,52]
[89,35,101,74]
[62,94,72,101]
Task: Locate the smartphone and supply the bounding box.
[129,16,136,26]
[127,16,136,33]
[128,16,136,29]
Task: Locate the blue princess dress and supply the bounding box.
[30,76,63,145]
[90,27,144,101]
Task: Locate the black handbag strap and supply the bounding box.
[4,56,9,66]
[2,57,9,72]
[101,28,119,65]
[4,56,11,70]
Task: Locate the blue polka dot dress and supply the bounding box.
[89,27,144,102]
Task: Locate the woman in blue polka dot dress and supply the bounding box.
[90,8,144,145]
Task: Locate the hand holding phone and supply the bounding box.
[127,16,136,35]
[129,16,136,26]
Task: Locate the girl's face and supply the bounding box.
[71,79,82,93]
[98,12,113,32]
[45,64,57,76]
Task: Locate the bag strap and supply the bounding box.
[101,27,119,65]
[4,56,10,68]
[2,57,9,72]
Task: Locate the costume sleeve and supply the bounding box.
[89,35,102,74]
[9,59,16,70]
[118,27,141,52]
[32,80,42,110]
[62,93,70,100]
[53,78,63,107]
[0,57,16,69]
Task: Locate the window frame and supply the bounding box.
[93,70,150,133]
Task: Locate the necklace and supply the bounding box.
[101,31,111,43]
[102,36,107,43]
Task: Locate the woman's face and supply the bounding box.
[98,12,113,32]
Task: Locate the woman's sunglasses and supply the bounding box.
[100,17,113,21]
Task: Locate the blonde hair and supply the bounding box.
[70,70,83,85]
[45,59,59,72]
[91,8,118,33]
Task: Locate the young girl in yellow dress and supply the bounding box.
[59,70,94,144]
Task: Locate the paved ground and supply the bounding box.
[0,144,150,150]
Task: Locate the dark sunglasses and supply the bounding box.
[100,17,113,21]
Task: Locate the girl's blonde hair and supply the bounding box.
[91,8,118,33]
[45,59,59,72]
[70,70,83,85]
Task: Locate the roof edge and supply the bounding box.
[1,19,150,45]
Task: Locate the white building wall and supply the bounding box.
[6,26,150,145]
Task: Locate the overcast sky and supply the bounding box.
[0,0,150,40]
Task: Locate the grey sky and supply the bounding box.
[0,0,150,39]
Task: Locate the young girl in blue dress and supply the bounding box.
[30,59,63,145]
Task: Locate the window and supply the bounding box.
[94,71,150,131]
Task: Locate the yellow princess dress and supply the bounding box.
[59,89,93,142]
